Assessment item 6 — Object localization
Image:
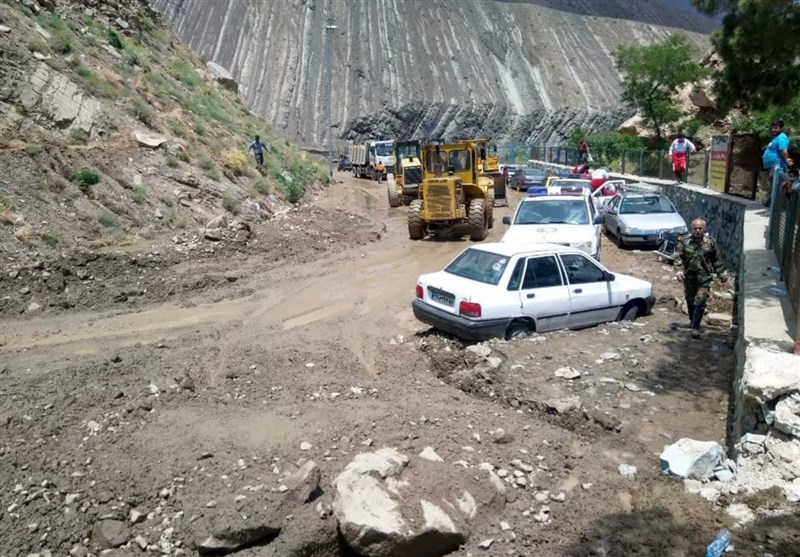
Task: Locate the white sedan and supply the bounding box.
[413,243,656,341]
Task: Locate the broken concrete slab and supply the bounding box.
[660,438,724,480]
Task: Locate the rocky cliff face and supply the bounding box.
[150,0,711,149]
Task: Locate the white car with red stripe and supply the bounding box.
[412,242,655,341]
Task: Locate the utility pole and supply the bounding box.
[325,17,337,180]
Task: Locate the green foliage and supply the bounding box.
[28,38,50,54]
[0,194,11,211]
[49,32,72,54]
[165,209,189,229]
[97,209,118,228]
[283,180,304,204]
[124,49,140,67]
[42,233,59,246]
[576,131,645,167]
[254,178,270,195]
[731,95,800,137]
[73,169,100,190]
[132,98,154,126]
[25,144,42,156]
[692,0,800,111]
[222,191,240,214]
[132,186,146,203]
[223,150,249,176]
[614,34,707,145]
[69,128,89,142]
[181,91,233,129]
[198,154,215,171]
[106,29,124,50]
[170,60,203,88]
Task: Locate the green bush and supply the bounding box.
[254,178,270,195]
[49,32,72,54]
[171,60,203,88]
[165,209,188,229]
[69,128,89,142]
[0,194,12,211]
[198,154,215,171]
[97,209,118,228]
[42,233,59,246]
[107,29,124,50]
[73,168,100,190]
[27,38,50,54]
[132,98,154,126]
[25,144,42,156]
[222,191,240,214]
[284,181,304,204]
[124,49,140,67]
[132,186,146,203]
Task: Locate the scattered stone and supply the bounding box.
[554,366,581,380]
[618,464,637,477]
[92,520,130,549]
[115,18,129,30]
[466,345,491,358]
[774,392,800,438]
[743,345,800,404]
[486,356,502,369]
[419,447,444,462]
[624,383,641,392]
[0,25,11,34]
[133,131,167,149]
[784,480,800,502]
[26,302,42,313]
[599,352,620,361]
[69,544,88,557]
[726,503,755,526]
[300,441,312,451]
[478,538,494,549]
[585,409,622,432]
[128,509,145,524]
[706,312,733,327]
[491,428,513,444]
[660,438,724,480]
[545,396,581,414]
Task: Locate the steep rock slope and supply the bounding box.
[151,0,711,148]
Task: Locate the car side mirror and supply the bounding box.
[605,272,616,282]
[502,216,511,225]
[593,214,606,225]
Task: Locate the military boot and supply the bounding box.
[690,304,706,338]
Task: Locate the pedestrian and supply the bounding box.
[674,218,729,339]
[668,133,697,183]
[762,120,792,177]
[375,160,386,182]
[590,166,608,192]
[247,135,269,170]
[578,138,590,164]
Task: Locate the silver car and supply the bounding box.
[603,193,687,248]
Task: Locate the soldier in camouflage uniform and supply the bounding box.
[674,218,729,338]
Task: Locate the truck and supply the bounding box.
[349,140,395,181]
[387,140,423,208]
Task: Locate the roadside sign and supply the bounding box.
[710,135,732,192]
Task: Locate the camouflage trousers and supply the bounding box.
[684,273,712,328]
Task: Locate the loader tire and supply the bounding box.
[387,183,401,208]
[408,199,426,240]
[469,199,488,241]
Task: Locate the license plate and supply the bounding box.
[428,287,454,307]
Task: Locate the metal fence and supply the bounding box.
[619,149,710,187]
[768,170,800,316]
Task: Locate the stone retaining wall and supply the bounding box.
[527,161,799,459]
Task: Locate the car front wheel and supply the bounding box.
[619,301,642,322]
[505,320,534,340]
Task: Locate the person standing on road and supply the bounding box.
[375,160,386,182]
[674,218,729,339]
[668,133,696,183]
[247,135,270,170]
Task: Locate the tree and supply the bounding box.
[691,0,800,112]
[614,34,707,146]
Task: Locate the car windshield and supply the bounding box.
[445,248,509,285]
[514,199,590,225]
[524,169,545,177]
[619,196,675,214]
[375,144,393,156]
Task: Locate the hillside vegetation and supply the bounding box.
[0,0,329,255]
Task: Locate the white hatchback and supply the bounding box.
[501,194,605,260]
[413,243,655,341]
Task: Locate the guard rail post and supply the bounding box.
[639,149,644,174]
[621,151,627,174]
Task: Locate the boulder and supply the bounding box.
[92,519,130,549]
[554,366,581,380]
[19,63,99,132]
[206,214,228,230]
[688,81,716,110]
[134,131,167,149]
[743,345,800,404]
[774,392,800,439]
[206,62,239,92]
[660,438,724,479]
[618,114,645,136]
[332,448,504,557]
[204,228,223,241]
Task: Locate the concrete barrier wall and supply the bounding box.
[528,160,798,451]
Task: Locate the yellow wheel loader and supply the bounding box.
[387,140,423,208]
[408,141,495,241]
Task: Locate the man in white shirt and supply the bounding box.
[590,167,609,192]
[669,133,697,183]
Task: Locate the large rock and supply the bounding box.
[92,519,130,549]
[206,62,239,92]
[743,345,800,404]
[332,448,504,557]
[774,392,800,439]
[688,81,716,110]
[660,438,724,480]
[134,131,167,149]
[19,63,98,132]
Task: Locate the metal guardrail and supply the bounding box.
[620,149,710,187]
[768,170,800,317]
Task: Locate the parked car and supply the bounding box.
[544,178,592,196]
[603,192,688,248]
[412,242,655,341]
[501,192,605,260]
[510,168,547,191]
[337,155,353,171]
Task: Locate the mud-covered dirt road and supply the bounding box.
[2,173,793,556]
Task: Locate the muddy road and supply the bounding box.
[1,173,792,556]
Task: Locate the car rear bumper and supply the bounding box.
[412,300,510,341]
